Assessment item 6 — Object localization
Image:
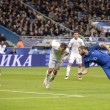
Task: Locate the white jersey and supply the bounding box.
[50,40,69,62]
[0,44,6,54]
[68,38,85,54]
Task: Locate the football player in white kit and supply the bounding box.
[65,31,85,80]
[43,40,69,88]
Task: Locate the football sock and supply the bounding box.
[46,70,50,80]
[78,67,82,73]
[49,73,55,82]
[66,65,71,76]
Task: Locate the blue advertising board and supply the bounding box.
[0,54,45,67]
[0,54,97,67]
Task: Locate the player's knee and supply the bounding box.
[78,64,82,68]
[53,70,58,75]
[68,63,72,67]
[48,68,53,73]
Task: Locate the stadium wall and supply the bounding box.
[0,25,20,44]
[2,47,100,67]
[0,54,98,67]
[0,54,84,67]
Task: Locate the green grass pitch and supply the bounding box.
[0,67,110,110]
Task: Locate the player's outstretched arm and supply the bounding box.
[78,68,89,75]
[82,68,89,74]
[99,43,110,52]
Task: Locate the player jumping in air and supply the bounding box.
[78,43,110,79]
[43,40,69,88]
[65,31,85,80]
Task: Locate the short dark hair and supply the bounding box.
[60,43,67,50]
[73,30,79,34]
[79,46,88,50]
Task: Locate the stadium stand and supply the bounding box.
[0,0,110,48]
[23,0,110,37]
[0,0,71,38]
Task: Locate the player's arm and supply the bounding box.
[62,48,69,61]
[68,40,73,50]
[78,62,89,75]
[99,43,110,53]
[81,39,85,46]
[90,44,101,50]
[90,43,110,51]
[81,68,89,75]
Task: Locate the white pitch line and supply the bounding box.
[0,90,85,98]
[0,96,61,100]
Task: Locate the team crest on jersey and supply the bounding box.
[93,57,97,60]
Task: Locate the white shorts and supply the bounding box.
[68,53,82,64]
[48,59,62,70]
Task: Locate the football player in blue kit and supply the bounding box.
[78,43,110,79]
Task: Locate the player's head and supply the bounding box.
[78,46,88,56]
[59,43,67,52]
[1,40,5,45]
[73,30,78,39]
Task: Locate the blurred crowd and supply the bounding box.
[0,34,8,54]
[0,0,70,37]
[0,0,110,38]
[32,0,110,38]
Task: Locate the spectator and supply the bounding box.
[0,41,7,54]
[0,34,6,42]
[89,33,98,42]
[9,47,17,54]
[28,47,39,54]
[16,39,24,48]
[105,29,110,37]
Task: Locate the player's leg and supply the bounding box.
[43,59,55,86]
[46,62,61,88]
[43,68,53,86]
[76,54,82,80]
[65,63,72,79]
[48,69,58,82]
[65,54,75,79]
[77,64,82,80]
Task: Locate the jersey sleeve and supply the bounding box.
[68,40,73,48]
[89,44,101,50]
[51,40,60,50]
[65,48,69,56]
[84,61,89,68]
[81,39,85,46]
[62,48,70,60]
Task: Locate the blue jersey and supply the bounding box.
[84,45,110,68]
